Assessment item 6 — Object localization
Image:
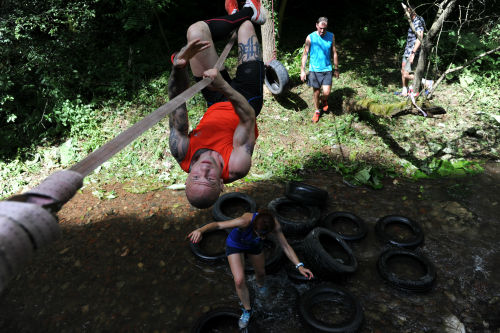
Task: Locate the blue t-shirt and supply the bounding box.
[226,213,263,250]
[404,16,425,58]
[308,31,333,72]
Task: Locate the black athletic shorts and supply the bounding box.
[307,70,333,88]
[225,244,263,257]
[194,60,265,117]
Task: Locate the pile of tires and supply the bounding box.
[212,192,257,222]
[322,211,367,242]
[267,182,327,236]
[302,227,358,281]
[375,215,436,292]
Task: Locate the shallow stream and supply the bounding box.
[0,163,499,332]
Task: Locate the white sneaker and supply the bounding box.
[244,0,267,25]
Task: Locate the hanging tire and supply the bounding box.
[285,181,328,206]
[264,59,290,95]
[298,284,364,333]
[322,212,367,242]
[285,243,319,283]
[190,306,259,333]
[244,234,285,275]
[189,223,228,264]
[375,215,424,249]
[268,197,320,236]
[303,228,358,280]
[212,192,257,223]
[377,249,437,292]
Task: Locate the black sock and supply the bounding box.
[204,7,253,43]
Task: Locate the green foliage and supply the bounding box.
[413,158,484,180]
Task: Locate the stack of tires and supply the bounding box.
[375,215,437,292]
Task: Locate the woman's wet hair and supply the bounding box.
[253,209,275,234]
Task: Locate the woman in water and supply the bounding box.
[188,210,314,329]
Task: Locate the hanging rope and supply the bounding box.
[265,0,277,66]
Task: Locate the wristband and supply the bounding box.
[334,69,339,71]
[295,263,304,270]
[411,51,416,54]
[171,52,187,68]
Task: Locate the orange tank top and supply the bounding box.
[180,102,259,182]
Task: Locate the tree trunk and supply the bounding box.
[261,0,275,95]
[413,0,458,95]
[261,0,274,63]
[343,99,446,118]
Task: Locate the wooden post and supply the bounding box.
[261,0,274,96]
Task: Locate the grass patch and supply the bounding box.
[1,44,499,199]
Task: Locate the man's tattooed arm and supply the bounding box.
[245,144,254,156]
[168,66,190,164]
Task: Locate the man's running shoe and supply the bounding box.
[311,111,320,123]
[322,99,329,112]
[238,307,253,329]
[244,0,266,25]
[225,0,239,15]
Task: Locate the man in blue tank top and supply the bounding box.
[300,17,339,123]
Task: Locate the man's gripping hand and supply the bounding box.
[203,69,227,91]
[174,38,211,68]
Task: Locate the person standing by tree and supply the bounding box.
[400,5,433,97]
[300,17,339,123]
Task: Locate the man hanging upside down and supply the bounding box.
[168,0,266,209]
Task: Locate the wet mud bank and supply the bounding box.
[1,163,499,332]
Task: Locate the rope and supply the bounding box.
[69,32,238,177]
[265,0,277,66]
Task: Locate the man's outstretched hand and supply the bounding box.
[173,38,211,68]
[203,69,227,91]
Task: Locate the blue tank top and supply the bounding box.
[226,213,263,250]
[308,31,333,72]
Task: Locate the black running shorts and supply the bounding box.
[307,70,333,88]
[194,60,265,117]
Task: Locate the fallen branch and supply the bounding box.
[344,98,446,118]
[427,44,500,99]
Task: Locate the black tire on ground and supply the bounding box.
[285,181,328,206]
[243,234,285,275]
[285,243,319,283]
[264,59,290,95]
[322,212,367,242]
[377,249,437,292]
[189,223,228,264]
[298,284,364,333]
[303,228,358,280]
[375,215,424,249]
[212,192,257,222]
[268,197,320,236]
[190,306,259,333]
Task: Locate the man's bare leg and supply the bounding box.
[313,88,321,110]
[186,22,222,77]
[237,20,262,66]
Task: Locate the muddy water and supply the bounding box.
[0,162,499,332]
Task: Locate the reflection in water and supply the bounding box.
[386,255,428,279]
[330,216,360,236]
[384,222,414,241]
[310,296,353,325]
